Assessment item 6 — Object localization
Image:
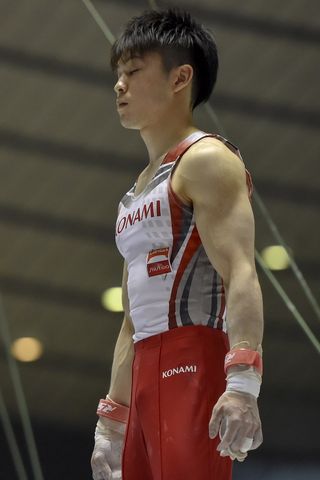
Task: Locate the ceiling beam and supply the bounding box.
[103,0,320,44]
[1,46,319,129]
[0,203,113,244]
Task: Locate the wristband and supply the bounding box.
[97,395,129,424]
[226,367,262,398]
[224,348,263,375]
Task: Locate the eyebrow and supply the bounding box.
[116,55,144,70]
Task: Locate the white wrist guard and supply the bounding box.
[226,366,262,398]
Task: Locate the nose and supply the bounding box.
[114,75,127,94]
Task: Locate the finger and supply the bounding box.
[229,421,253,453]
[92,455,113,480]
[217,417,239,451]
[209,407,224,439]
[234,450,248,462]
[219,448,247,462]
[219,449,232,458]
[251,423,263,449]
[92,469,112,480]
[111,471,122,480]
[239,437,253,453]
[93,472,111,480]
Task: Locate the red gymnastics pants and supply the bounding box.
[122,325,232,480]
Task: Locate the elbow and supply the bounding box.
[224,262,260,292]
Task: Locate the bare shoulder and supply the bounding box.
[178,136,247,202]
[183,136,245,181]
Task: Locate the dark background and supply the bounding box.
[1,0,320,478]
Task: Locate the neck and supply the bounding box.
[139,113,199,165]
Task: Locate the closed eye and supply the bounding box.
[128,69,140,76]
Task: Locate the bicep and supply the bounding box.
[194,190,256,284]
[183,147,257,284]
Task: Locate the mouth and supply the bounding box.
[117,102,128,109]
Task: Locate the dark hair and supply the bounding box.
[110,8,219,110]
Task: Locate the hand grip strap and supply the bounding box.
[224,349,263,375]
[97,396,129,424]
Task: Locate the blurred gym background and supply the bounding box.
[0,0,319,478]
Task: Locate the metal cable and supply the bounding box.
[0,296,44,480]
[253,189,320,322]
[204,102,227,137]
[255,251,320,354]
[78,0,319,355]
[81,0,115,44]
[0,388,28,480]
[206,97,320,329]
[205,97,320,350]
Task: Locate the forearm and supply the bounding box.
[108,316,134,406]
[225,265,263,351]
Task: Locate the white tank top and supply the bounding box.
[115,131,252,342]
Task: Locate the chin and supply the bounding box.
[119,118,143,130]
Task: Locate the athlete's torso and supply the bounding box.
[115,131,251,342]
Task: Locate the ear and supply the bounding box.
[171,64,194,93]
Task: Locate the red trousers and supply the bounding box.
[122,325,232,480]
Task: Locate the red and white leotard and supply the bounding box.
[115,131,252,342]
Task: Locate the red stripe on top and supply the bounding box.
[168,226,201,329]
[245,169,254,199]
[162,131,254,199]
[162,130,251,330]
[162,131,213,165]
[168,180,192,264]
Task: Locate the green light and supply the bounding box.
[261,245,291,271]
[101,287,123,312]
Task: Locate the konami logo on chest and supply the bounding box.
[116,199,161,235]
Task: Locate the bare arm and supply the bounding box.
[179,139,263,349]
[177,139,263,459]
[108,261,134,407]
[91,263,134,478]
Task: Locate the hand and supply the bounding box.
[91,417,125,480]
[208,391,263,462]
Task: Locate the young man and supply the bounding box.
[91,9,263,480]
